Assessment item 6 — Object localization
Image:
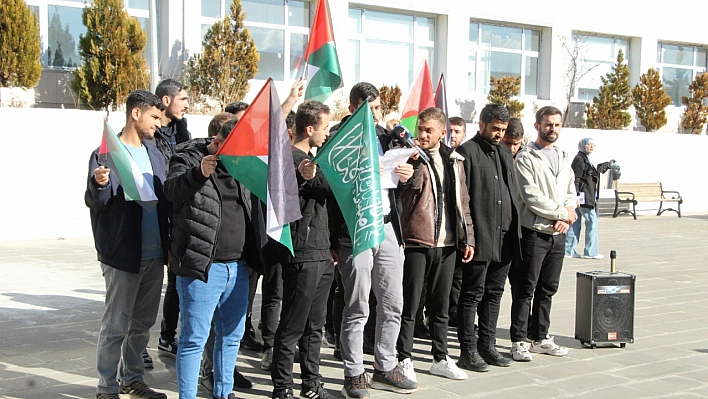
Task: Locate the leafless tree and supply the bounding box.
[560,34,600,127]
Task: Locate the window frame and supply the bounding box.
[199,0,312,82]
[571,33,630,102]
[656,42,708,107]
[468,21,540,97]
[347,7,437,91]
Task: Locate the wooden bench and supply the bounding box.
[614,182,682,219]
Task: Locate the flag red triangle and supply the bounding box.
[305,0,335,60]
[216,80,272,157]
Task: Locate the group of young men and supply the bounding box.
[86,77,578,399]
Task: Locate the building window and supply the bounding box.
[27,1,154,69]
[348,8,436,91]
[200,0,311,82]
[468,22,539,96]
[571,34,629,101]
[657,43,707,106]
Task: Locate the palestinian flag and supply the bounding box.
[400,59,435,137]
[313,101,384,258]
[435,74,452,147]
[215,79,301,255]
[98,119,158,209]
[304,0,343,103]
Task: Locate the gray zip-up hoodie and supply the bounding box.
[513,144,576,235]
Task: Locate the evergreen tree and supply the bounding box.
[379,84,402,118]
[585,49,632,130]
[188,0,259,109]
[487,76,524,118]
[71,0,149,110]
[631,68,671,132]
[0,0,42,88]
[680,73,708,134]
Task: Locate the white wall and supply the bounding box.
[0,108,212,241]
[0,108,705,241]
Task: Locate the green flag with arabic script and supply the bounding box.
[313,103,385,258]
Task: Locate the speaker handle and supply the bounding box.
[610,250,617,273]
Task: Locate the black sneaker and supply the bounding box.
[272,387,294,399]
[233,369,254,389]
[157,338,177,358]
[141,349,153,369]
[300,382,332,399]
[342,373,369,399]
[333,344,342,361]
[456,350,490,372]
[241,334,263,352]
[119,381,167,399]
[479,347,512,367]
[370,366,418,393]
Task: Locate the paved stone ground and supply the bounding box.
[1,213,708,399]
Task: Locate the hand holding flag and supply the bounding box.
[94,166,110,186]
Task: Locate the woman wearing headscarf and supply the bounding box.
[565,138,603,259]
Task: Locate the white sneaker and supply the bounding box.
[398,358,417,383]
[510,341,533,362]
[583,254,605,260]
[429,356,468,380]
[530,336,569,357]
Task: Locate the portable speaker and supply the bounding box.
[575,271,635,348]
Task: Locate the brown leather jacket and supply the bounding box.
[398,145,474,249]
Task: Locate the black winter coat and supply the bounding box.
[290,147,333,263]
[85,144,171,274]
[571,152,598,209]
[146,117,192,166]
[164,138,267,282]
[456,134,522,263]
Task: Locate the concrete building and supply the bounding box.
[25,0,708,132]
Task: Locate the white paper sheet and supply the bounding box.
[381,148,416,189]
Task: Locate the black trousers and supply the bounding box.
[457,233,514,351]
[448,256,463,320]
[509,228,565,342]
[260,242,290,349]
[397,246,456,362]
[160,270,179,342]
[271,260,334,390]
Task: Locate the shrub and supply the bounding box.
[0,0,42,88]
[187,0,259,109]
[585,49,632,130]
[71,0,149,110]
[680,73,708,134]
[487,76,524,118]
[631,68,671,132]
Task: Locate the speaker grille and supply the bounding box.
[593,294,633,340]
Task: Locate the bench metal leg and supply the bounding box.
[631,201,636,220]
[657,201,682,217]
[657,201,663,216]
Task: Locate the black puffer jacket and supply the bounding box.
[164,138,267,281]
[571,151,599,209]
[290,147,332,263]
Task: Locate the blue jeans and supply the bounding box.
[176,261,249,399]
[565,207,600,257]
